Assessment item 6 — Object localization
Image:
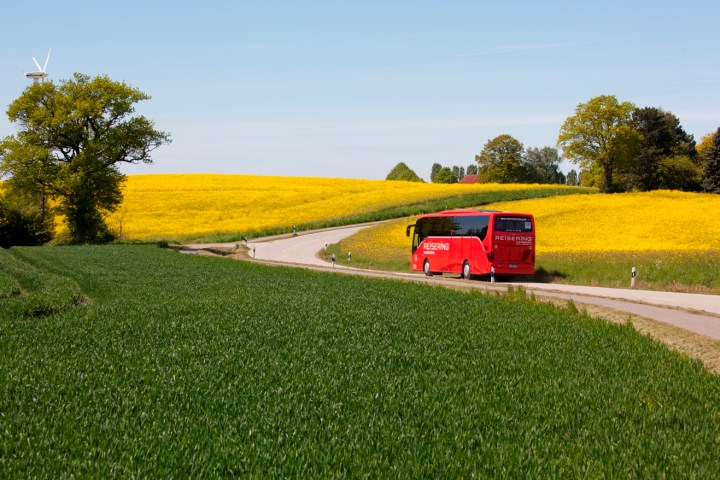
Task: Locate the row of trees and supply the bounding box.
[386,163,476,184]
[387,95,720,194]
[0,74,170,246]
[429,163,476,183]
[387,140,569,185]
[558,95,719,193]
[473,136,567,185]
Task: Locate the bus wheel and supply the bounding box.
[423,259,433,276]
[462,261,472,280]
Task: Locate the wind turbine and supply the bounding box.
[25,49,51,83]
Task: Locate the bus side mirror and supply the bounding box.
[406,224,415,237]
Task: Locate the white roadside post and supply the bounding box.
[490,266,495,283]
[631,266,636,288]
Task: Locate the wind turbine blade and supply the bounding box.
[43,49,51,72]
[33,56,42,71]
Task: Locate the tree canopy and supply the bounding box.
[430,163,442,182]
[385,162,423,182]
[558,95,640,192]
[429,163,468,183]
[696,132,715,160]
[0,73,170,244]
[631,107,697,191]
[433,167,457,184]
[475,134,533,183]
[524,147,566,184]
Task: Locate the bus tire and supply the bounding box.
[423,259,433,276]
[462,261,472,280]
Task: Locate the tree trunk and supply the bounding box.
[72,211,87,244]
[602,163,613,192]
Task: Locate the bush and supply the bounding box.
[0,199,52,248]
[658,155,703,191]
[433,167,457,183]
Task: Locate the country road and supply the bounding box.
[184,225,720,341]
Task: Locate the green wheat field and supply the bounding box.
[1,245,719,477]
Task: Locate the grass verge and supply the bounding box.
[534,250,720,294]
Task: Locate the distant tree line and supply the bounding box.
[422,141,568,185]
[386,95,720,194]
[473,136,567,185]
[429,163,478,184]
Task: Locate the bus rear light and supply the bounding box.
[487,252,495,262]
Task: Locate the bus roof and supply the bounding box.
[438,209,499,215]
[415,209,533,219]
[420,209,500,217]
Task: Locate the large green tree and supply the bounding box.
[631,107,697,191]
[524,146,565,184]
[475,134,533,183]
[558,95,640,192]
[0,73,170,243]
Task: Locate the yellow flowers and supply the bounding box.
[341,218,412,266]
[486,190,720,253]
[106,174,578,241]
[339,190,720,265]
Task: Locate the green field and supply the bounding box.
[1,245,719,477]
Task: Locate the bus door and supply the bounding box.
[406,224,419,253]
[406,223,420,270]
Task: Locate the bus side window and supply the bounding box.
[470,217,489,240]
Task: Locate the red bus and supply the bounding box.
[406,209,535,279]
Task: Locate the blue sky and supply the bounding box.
[1,1,719,180]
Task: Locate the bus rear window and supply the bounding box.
[495,216,533,232]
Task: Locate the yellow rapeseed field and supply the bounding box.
[340,190,720,262]
[487,190,720,253]
[106,174,577,240]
